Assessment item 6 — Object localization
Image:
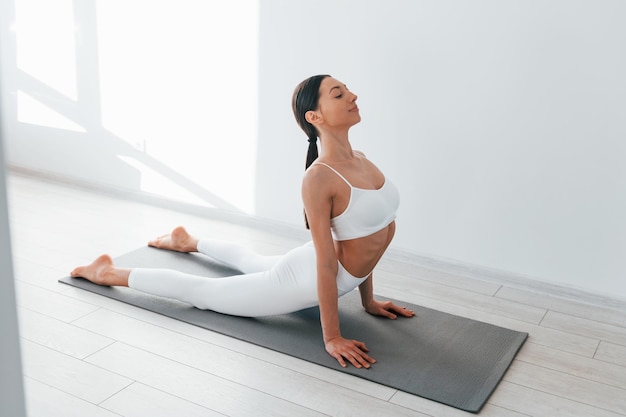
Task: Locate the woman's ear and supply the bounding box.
[305,110,321,125]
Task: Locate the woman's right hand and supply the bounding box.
[325,336,376,369]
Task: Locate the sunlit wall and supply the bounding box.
[5,0,259,213]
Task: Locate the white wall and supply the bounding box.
[256,0,626,298]
[2,0,625,299]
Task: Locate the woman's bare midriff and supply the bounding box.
[334,221,396,278]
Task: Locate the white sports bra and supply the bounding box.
[314,162,400,241]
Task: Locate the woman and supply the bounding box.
[71,74,414,369]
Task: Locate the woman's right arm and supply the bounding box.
[302,168,376,369]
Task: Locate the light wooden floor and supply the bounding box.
[7,171,626,417]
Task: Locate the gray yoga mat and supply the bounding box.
[60,246,527,413]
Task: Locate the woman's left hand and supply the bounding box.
[365,300,415,319]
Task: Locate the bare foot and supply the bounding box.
[70,254,128,286]
[148,225,198,253]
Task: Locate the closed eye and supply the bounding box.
[330,84,348,99]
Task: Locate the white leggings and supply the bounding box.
[128,240,369,317]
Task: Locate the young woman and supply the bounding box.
[71,74,414,369]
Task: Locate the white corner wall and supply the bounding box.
[2,0,625,299]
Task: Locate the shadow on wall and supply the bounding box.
[5,0,244,212]
[14,71,239,212]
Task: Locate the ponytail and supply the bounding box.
[305,137,318,169]
[292,74,330,228]
[303,138,319,229]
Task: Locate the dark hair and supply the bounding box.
[292,74,330,169]
[292,74,330,228]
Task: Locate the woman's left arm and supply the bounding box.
[358,274,415,319]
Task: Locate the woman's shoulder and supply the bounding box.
[301,163,337,215]
[303,162,333,185]
[302,161,346,195]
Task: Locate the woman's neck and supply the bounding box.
[319,131,355,162]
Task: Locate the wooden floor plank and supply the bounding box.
[490,381,625,417]
[21,339,133,405]
[100,382,225,417]
[541,310,626,346]
[15,280,100,323]
[23,377,121,417]
[595,341,626,367]
[515,342,626,390]
[17,307,114,360]
[504,361,626,415]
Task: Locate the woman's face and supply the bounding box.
[314,77,361,131]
